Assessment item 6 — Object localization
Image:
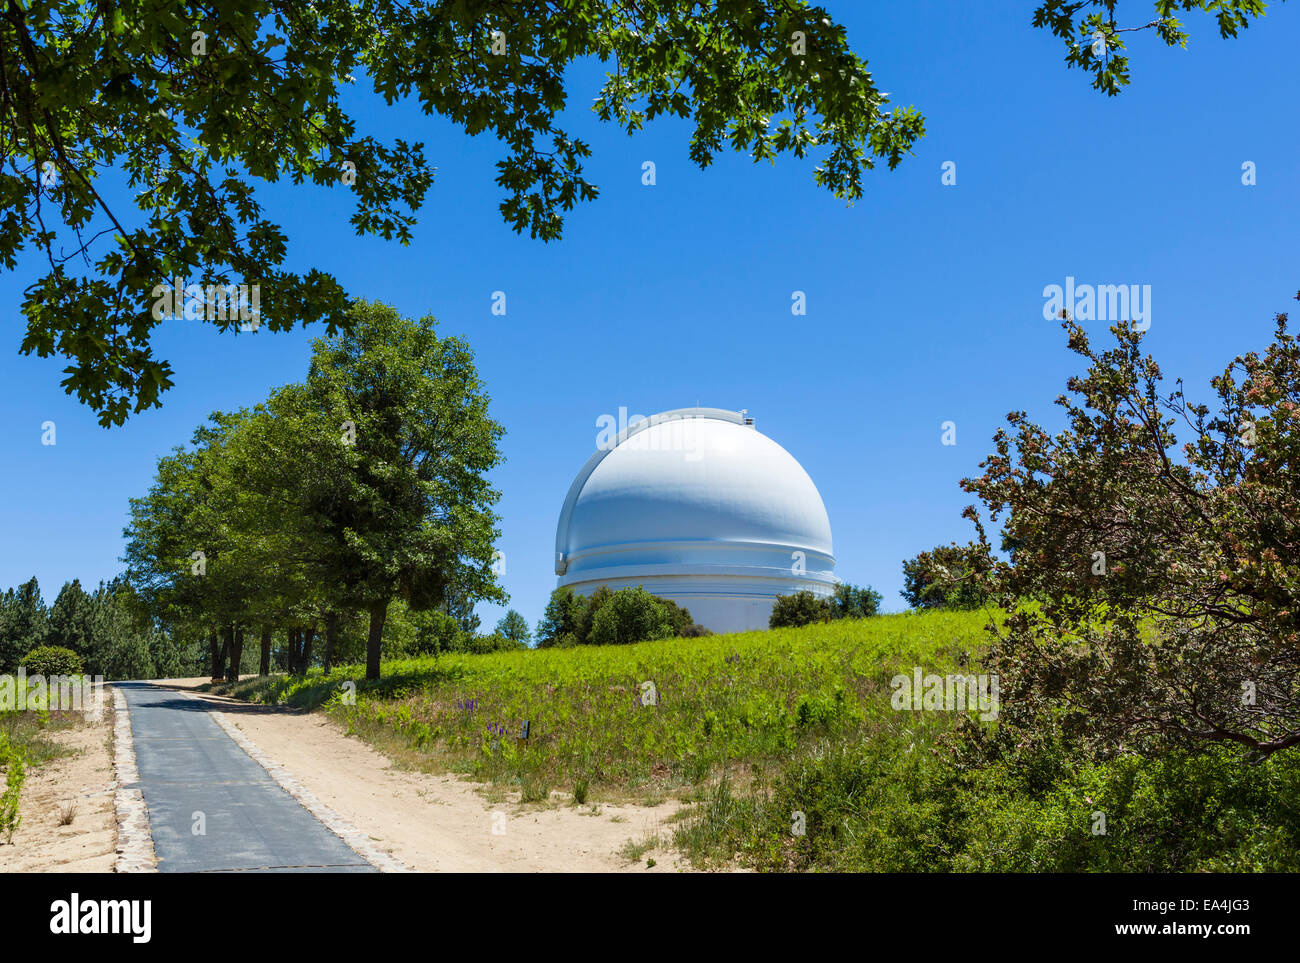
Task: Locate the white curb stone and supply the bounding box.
[112,686,158,873]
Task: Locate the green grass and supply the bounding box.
[0,710,79,769]
[617,830,663,864]
[209,608,1300,871]
[207,609,990,807]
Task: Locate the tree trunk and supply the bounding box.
[366,600,388,681]
[322,612,340,671]
[226,626,244,683]
[208,632,221,682]
[215,627,232,681]
[259,626,272,676]
[301,626,315,673]
[288,627,301,675]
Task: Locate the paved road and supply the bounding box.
[117,682,375,873]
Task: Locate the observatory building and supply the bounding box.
[554,408,837,633]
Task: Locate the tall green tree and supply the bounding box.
[0,578,48,671]
[218,386,342,675]
[46,579,95,657]
[304,300,506,679]
[86,580,160,680]
[535,586,587,648]
[494,610,531,646]
[827,582,882,619]
[122,411,257,679]
[120,301,506,680]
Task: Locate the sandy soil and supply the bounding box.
[0,697,116,873]
[158,678,689,872]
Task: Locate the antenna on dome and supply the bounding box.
[741,408,754,428]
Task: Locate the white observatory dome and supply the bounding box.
[554,408,836,633]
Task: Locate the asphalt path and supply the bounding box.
[116,682,375,873]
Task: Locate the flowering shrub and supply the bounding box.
[962,301,1300,759]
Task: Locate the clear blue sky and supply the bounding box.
[2,1,1297,632]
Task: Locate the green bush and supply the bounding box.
[679,726,1300,872]
[768,591,832,628]
[954,747,1300,872]
[411,609,469,656]
[20,645,84,676]
[900,544,989,610]
[456,633,528,654]
[588,587,677,646]
[0,732,25,843]
[770,584,883,629]
[537,585,699,647]
[828,583,883,619]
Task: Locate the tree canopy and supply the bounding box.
[1031,0,1273,96]
[3,0,1269,423]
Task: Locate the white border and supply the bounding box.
[112,686,157,873]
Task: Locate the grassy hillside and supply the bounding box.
[212,609,987,797]
[210,609,1300,872]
